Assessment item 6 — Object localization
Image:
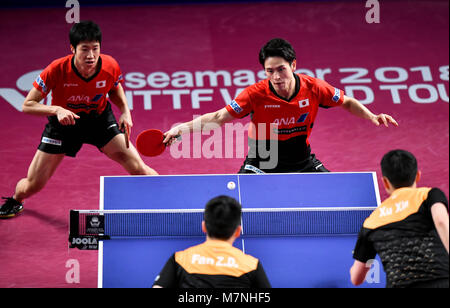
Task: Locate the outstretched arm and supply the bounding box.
[163,107,235,145]
[341,95,399,127]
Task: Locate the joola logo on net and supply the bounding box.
[71,237,98,245]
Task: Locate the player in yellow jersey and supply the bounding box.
[153,196,271,288]
[350,149,449,288]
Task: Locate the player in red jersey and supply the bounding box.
[163,38,398,173]
[0,21,157,218]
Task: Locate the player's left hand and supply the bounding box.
[371,113,398,127]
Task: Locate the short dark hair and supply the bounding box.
[259,38,296,68]
[381,149,418,189]
[204,195,242,240]
[69,20,102,48]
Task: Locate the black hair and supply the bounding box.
[204,195,242,240]
[69,20,102,48]
[259,38,296,68]
[381,149,418,189]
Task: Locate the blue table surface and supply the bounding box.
[102,173,380,210]
[99,173,384,288]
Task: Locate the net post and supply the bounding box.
[69,210,80,237]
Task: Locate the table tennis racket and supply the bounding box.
[136,129,167,157]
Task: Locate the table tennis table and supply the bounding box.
[71,172,386,288]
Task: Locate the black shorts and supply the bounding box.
[38,102,122,157]
[238,153,329,174]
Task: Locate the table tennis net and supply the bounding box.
[70,207,375,238]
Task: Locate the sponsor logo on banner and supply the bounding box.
[1,66,448,113]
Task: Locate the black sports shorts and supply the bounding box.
[38,102,122,157]
[238,153,330,174]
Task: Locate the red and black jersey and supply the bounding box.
[225,73,344,163]
[153,240,271,288]
[353,187,449,288]
[33,54,123,115]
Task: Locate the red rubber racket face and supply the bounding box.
[136,129,166,157]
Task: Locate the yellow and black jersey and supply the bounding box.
[153,240,271,288]
[353,187,449,288]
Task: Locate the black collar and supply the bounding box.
[71,55,102,82]
[269,73,300,102]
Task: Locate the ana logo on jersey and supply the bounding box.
[67,95,89,102]
[96,80,106,88]
[273,113,309,125]
[299,99,309,108]
[273,117,295,125]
